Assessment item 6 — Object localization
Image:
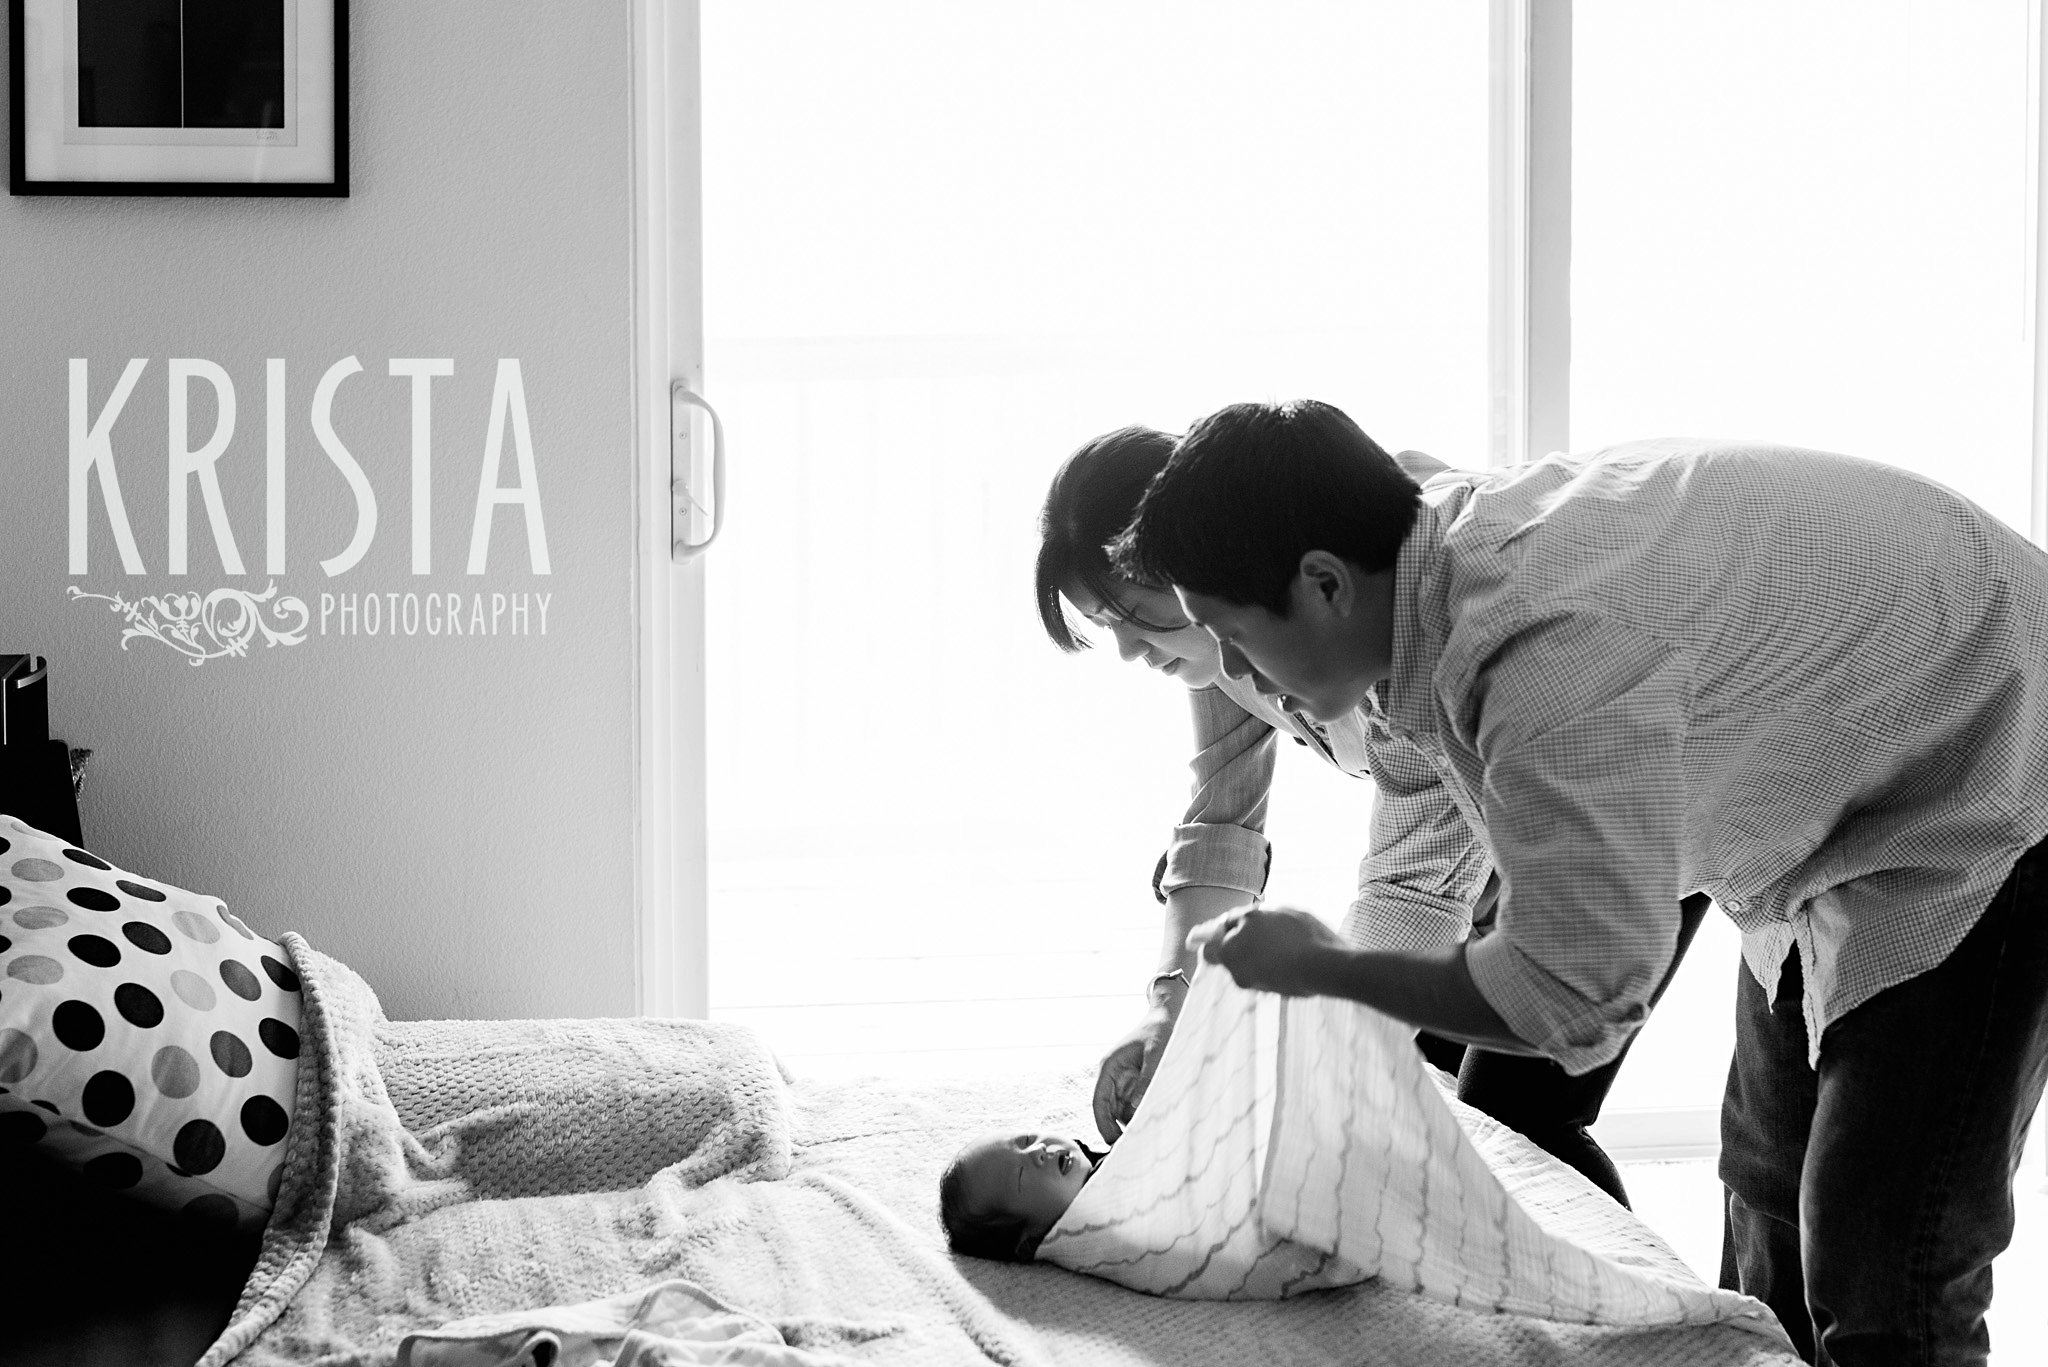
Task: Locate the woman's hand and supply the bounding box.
[1095,885,1244,1142]
[1092,1001,1180,1143]
[1188,907,1346,996]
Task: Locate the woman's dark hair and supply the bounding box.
[938,1152,1037,1262]
[1111,400,1422,616]
[1035,426,1179,652]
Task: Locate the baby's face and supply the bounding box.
[957,1131,1096,1247]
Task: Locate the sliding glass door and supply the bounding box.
[684,3,2044,1112]
[699,2,1490,1077]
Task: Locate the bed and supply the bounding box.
[29,931,1777,1367]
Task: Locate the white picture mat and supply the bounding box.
[21,0,335,183]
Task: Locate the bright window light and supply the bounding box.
[702,1,1488,1078]
[1574,0,2035,532]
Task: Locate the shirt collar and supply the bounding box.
[1380,483,1467,742]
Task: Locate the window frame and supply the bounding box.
[2031,0,2048,548]
[632,0,710,1018]
[1489,0,1572,469]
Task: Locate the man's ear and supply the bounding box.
[1295,550,1356,616]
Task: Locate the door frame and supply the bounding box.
[630,0,709,1017]
[632,1,1570,1019]
[2031,0,2048,549]
[1488,0,1572,469]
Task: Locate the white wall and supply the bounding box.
[0,5,642,1021]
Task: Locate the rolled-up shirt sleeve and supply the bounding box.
[1462,617,1690,1075]
[1343,735,1489,952]
[1161,686,1277,898]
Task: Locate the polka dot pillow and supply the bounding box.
[0,815,302,1229]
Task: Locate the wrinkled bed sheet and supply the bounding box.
[786,1071,1802,1367]
[196,936,1802,1367]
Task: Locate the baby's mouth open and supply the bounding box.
[1058,1151,1073,1174]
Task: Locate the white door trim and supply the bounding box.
[2029,0,2048,549]
[630,0,709,1017]
[1491,0,1731,1164]
[1488,0,1572,468]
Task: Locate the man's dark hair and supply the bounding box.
[938,1152,1037,1262]
[1035,426,1179,652]
[1110,400,1422,616]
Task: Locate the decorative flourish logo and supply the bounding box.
[67,582,310,665]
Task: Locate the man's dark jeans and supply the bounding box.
[1420,891,1712,1207]
[1719,838,2048,1366]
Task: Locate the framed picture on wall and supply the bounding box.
[9,0,347,196]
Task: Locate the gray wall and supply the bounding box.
[0,6,642,1020]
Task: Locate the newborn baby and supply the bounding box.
[938,1131,1109,1261]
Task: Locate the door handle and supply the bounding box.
[671,384,727,562]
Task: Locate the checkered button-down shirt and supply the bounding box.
[1161,676,1496,954]
[1358,439,2048,1073]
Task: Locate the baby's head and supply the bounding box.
[939,1131,1103,1262]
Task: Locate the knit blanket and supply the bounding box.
[195,933,794,1367]
[184,935,1800,1366]
[1037,968,1786,1341]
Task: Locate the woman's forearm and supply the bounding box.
[1158,886,1256,984]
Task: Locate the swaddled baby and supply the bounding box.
[938,1131,1109,1261]
[933,967,1781,1331]
[938,1122,1360,1298]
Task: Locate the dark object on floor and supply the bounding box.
[0,1147,256,1367]
[0,654,86,845]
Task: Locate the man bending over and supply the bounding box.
[1113,400,2048,1367]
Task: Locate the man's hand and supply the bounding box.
[1194,911,1543,1055]
[1092,1003,1179,1143]
[1188,907,1346,996]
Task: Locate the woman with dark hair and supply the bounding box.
[1036,425,1703,1208]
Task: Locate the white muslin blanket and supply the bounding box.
[1036,966,1787,1342]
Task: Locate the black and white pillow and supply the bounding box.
[0,816,301,1229]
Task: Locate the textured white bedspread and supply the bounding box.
[191,936,1803,1367]
[791,1059,1805,1367]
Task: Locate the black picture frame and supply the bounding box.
[10,0,348,196]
